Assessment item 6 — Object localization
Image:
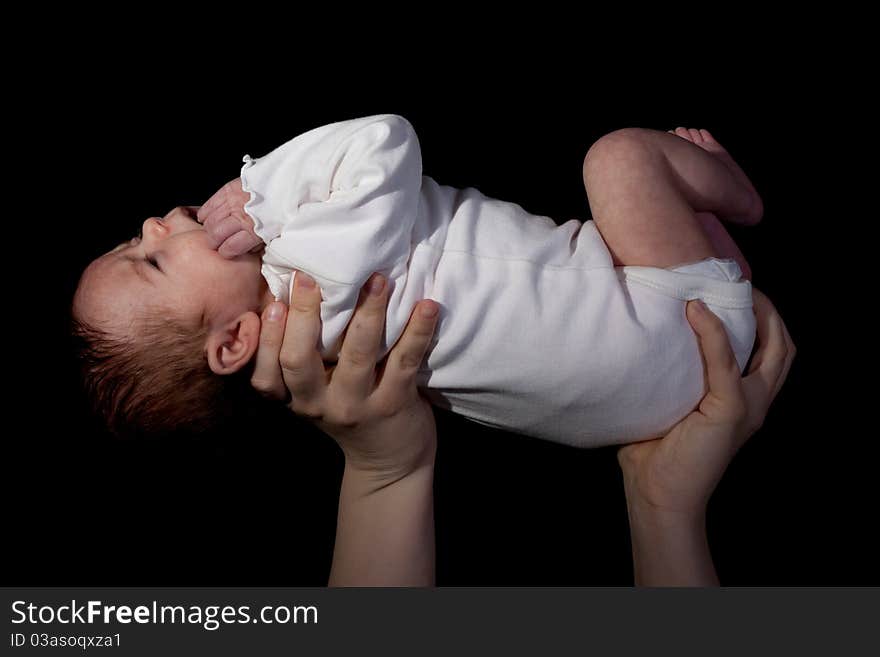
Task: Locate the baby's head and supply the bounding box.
[70,205,276,438]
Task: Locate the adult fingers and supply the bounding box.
[331,273,390,403]
[742,289,796,430]
[374,299,440,408]
[751,288,797,401]
[280,272,327,417]
[250,302,290,401]
[685,300,747,416]
[774,307,797,400]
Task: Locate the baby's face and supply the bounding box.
[74,206,269,335]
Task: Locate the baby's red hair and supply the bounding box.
[68,303,274,439]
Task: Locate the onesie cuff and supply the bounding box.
[240,154,275,245]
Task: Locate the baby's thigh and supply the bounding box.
[582,129,715,268]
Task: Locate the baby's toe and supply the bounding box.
[674,127,691,140]
[699,128,716,143]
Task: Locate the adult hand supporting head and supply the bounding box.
[618,288,796,585]
[251,271,441,586]
[251,270,441,481]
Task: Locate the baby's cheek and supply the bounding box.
[208,260,264,315]
[233,255,266,296]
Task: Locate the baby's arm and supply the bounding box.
[199,114,423,266]
[239,113,422,261]
[239,114,423,357]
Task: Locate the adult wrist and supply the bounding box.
[626,501,717,586]
[626,493,706,535]
[343,441,436,491]
[621,473,706,528]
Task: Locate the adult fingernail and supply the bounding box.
[267,303,285,321]
[368,273,385,295]
[297,272,315,289]
[420,302,438,318]
[693,299,707,312]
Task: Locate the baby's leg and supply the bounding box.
[696,211,753,281]
[582,127,762,276]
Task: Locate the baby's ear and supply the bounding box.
[205,311,262,376]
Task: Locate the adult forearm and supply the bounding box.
[624,492,719,587]
[328,460,435,587]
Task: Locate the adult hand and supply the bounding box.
[250,271,440,586]
[251,271,441,481]
[618,288,796,515]
[618,288,795,585]
[196,178,264,258]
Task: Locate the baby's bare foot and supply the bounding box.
[668,127,764,224]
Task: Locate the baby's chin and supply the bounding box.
[255,271,273,309]
[234,253,274,311]
[234,244,267,271]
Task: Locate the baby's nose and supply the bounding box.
[141,217,168,241]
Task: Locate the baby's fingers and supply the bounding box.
[196,199,217,225]
[197,183,230,224]
[197,178,246,226]
[218,231,263,259]
[203,215,242,250]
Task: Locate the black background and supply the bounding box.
[5,32,875,585]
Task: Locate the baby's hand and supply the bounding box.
[197,178,264,258]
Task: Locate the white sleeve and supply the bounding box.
[238,113,423,358]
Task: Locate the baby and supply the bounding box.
[71,114,761,447]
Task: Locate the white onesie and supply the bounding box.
[239,113,756,448]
